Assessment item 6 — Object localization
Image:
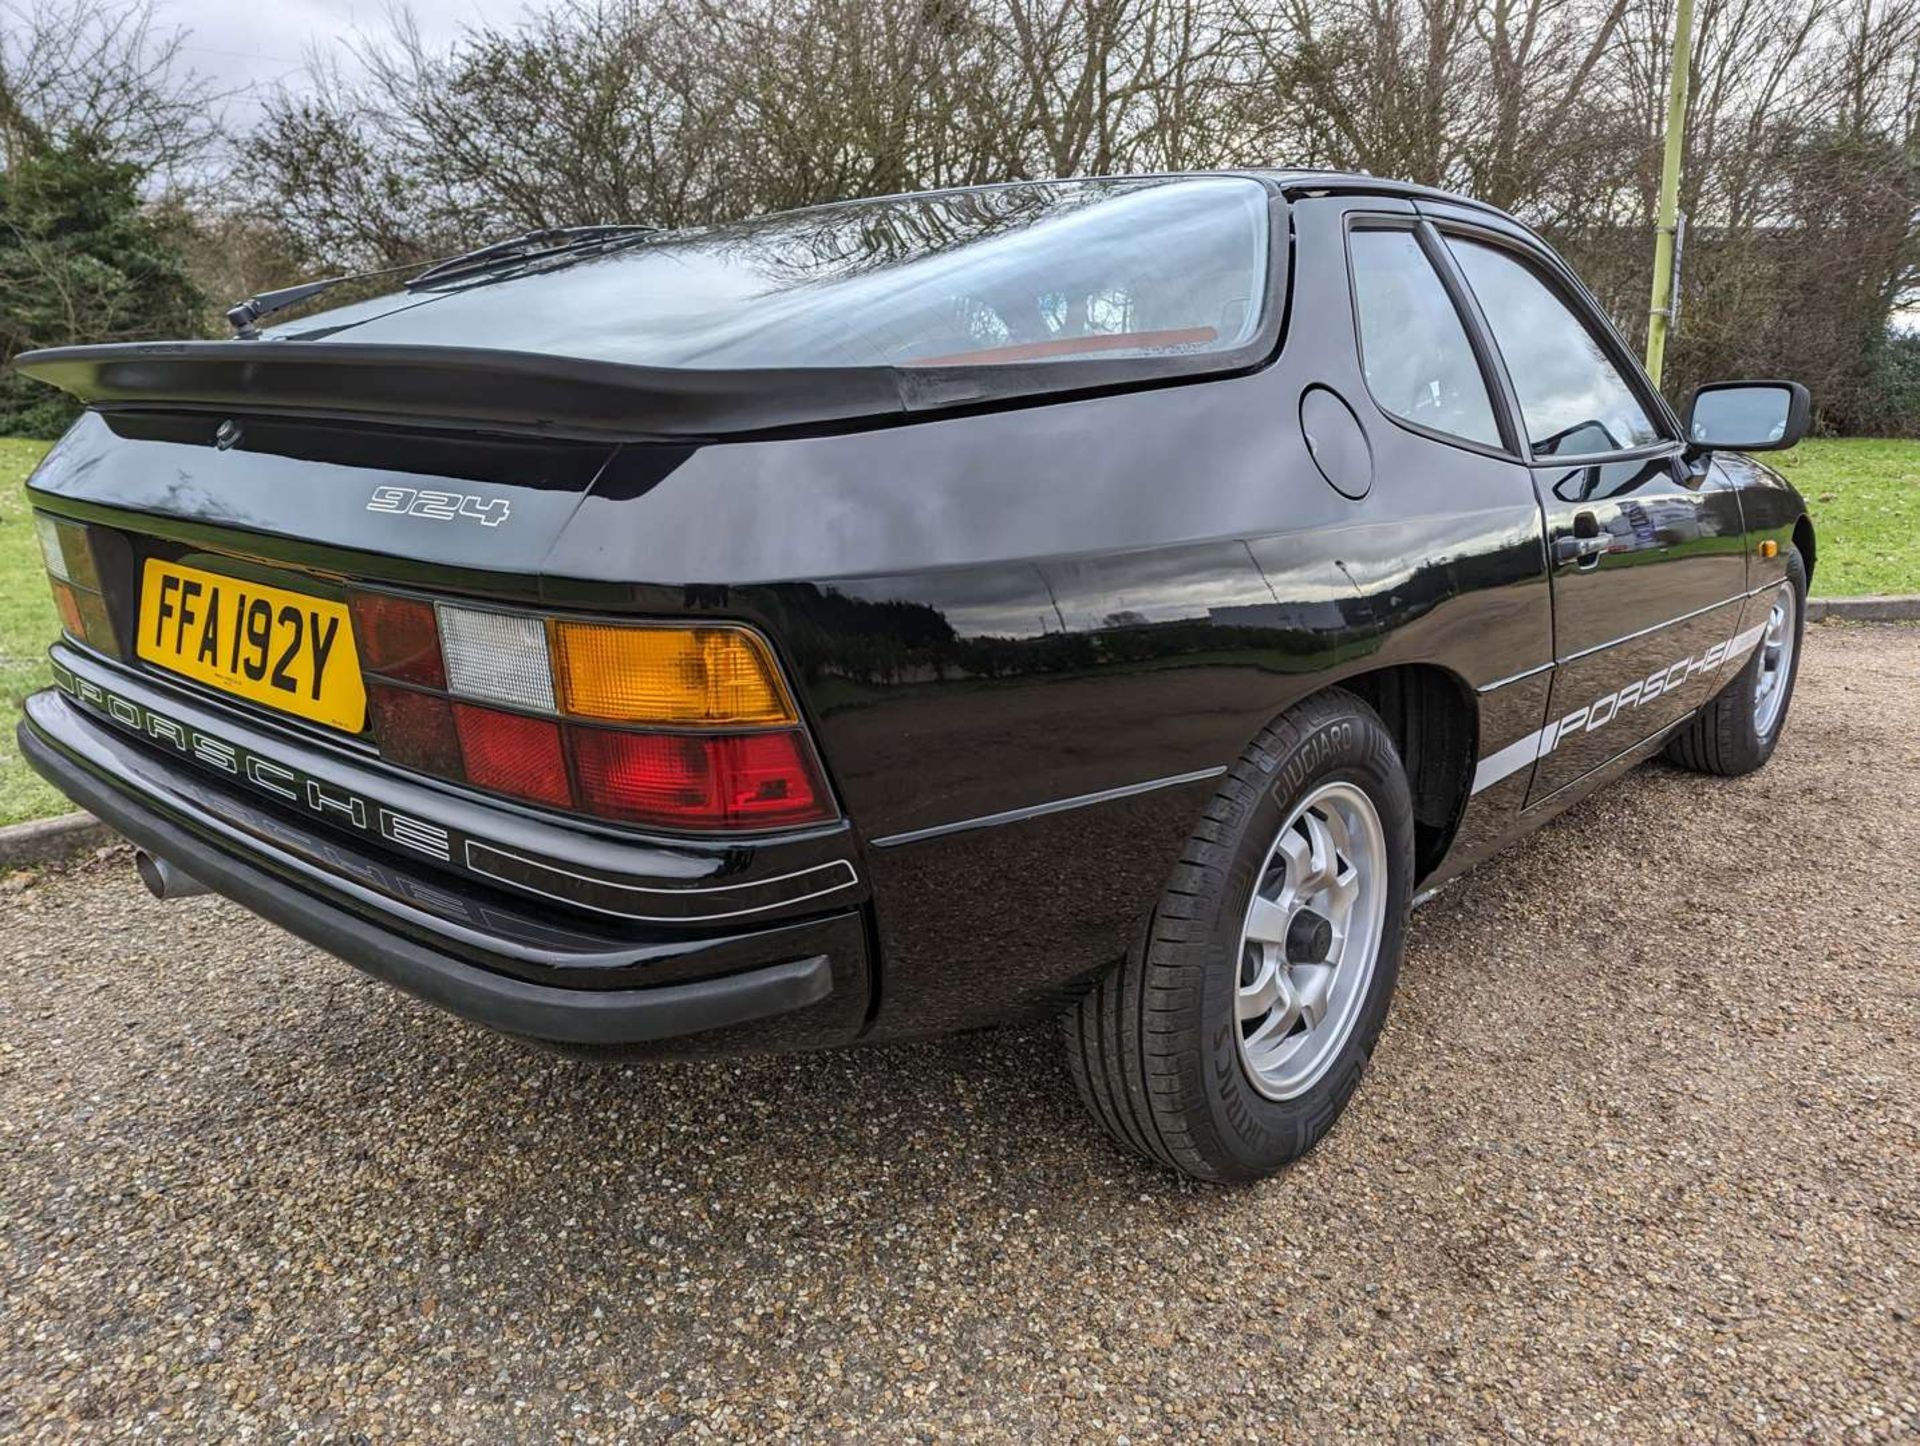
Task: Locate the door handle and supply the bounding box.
[1554,512,1609,567]
[1553,534,1609,564]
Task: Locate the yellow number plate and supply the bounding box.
[136,560,366,732]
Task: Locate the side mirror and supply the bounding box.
[1682,380,1811,453]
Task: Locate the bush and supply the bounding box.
[0,137,205,437]
[1849,330,1920,438]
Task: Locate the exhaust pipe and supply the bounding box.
[135,850,211,901]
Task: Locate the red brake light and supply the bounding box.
[351,593,446,688]
[570,727,828,829]
[368,685,463,779]
[572,731,707,821]
[718,732,829,822]
[452,704,572,808]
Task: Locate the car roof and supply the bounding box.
[1241,168,1517,215]
[759,168,1526,231]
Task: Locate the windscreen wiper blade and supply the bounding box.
[405,225,657,290]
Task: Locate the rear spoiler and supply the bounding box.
[13,337,1260,441]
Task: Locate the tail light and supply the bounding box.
[36,514,119,658]
[350,593,445,687]
[350,593,833,832]
[451,704,571,809]
[570,728,825,828]
[552,622,795,724]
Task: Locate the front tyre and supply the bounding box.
[1665,545,1807,777]
[1063,689,1413,1183]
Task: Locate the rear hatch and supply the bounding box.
[26,407,842,841]
[16,174,1280,808]
[30,404,616,618]
[17,172,1278,444]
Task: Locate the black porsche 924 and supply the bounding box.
[15,171,1814,1182]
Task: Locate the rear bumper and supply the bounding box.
[20,677,872,1049]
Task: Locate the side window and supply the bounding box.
[1446,237,1661,458]
[1348,228,1501,448]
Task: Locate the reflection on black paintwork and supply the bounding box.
[751,539,1358,713]
[1527,445,1749,802]
[1296,512,1547,664]
[1549,455,1654,504]
[32,413,587,596]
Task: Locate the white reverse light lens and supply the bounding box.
[35,514,70,582]
[436,604,555,712]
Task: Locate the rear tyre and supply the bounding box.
[1664,545,1807,778]
[1062,689,1414,1183]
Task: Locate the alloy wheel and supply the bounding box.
[1752,584,1797,739]
[1234,780,1389,1101]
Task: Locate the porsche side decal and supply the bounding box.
[1470,616,1771,796]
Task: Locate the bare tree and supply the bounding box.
[212,0,1920,430]
[0,0,224,180]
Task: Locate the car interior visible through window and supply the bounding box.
[1347,227,1502,448]
[353,176,1274,375]
[1446,236,1662,459]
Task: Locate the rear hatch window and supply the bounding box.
[278,176,1276,374]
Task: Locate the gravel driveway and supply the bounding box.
[3,624,1916,1441]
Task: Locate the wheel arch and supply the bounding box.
[1793,514,1816,584]
[1329,663,1478,883]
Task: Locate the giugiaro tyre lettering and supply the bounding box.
[1273,720,1353,803]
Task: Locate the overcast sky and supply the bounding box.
[154,0,529,125]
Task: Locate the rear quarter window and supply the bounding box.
[1347,227,1502,449]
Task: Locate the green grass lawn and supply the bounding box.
[1771,438,1920,598]
[0,438,68,826]
[0,433,1912,828]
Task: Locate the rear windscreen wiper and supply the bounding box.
[223,226,660,336]
[225,254,450,336]
[404,225,658,291]
[225,278,348,335]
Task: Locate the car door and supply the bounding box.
[1418,207,1749,804]
[1304,199,1557,865]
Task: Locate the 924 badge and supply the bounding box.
[366,485,510,527]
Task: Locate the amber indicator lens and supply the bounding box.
[49,578,86,638]
[553,623,796,726]
[351,596,835,830]
[38,516,117,656]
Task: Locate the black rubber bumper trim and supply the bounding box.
[19,717,834,1044]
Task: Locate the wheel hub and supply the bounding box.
[1285,909,1333,964]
